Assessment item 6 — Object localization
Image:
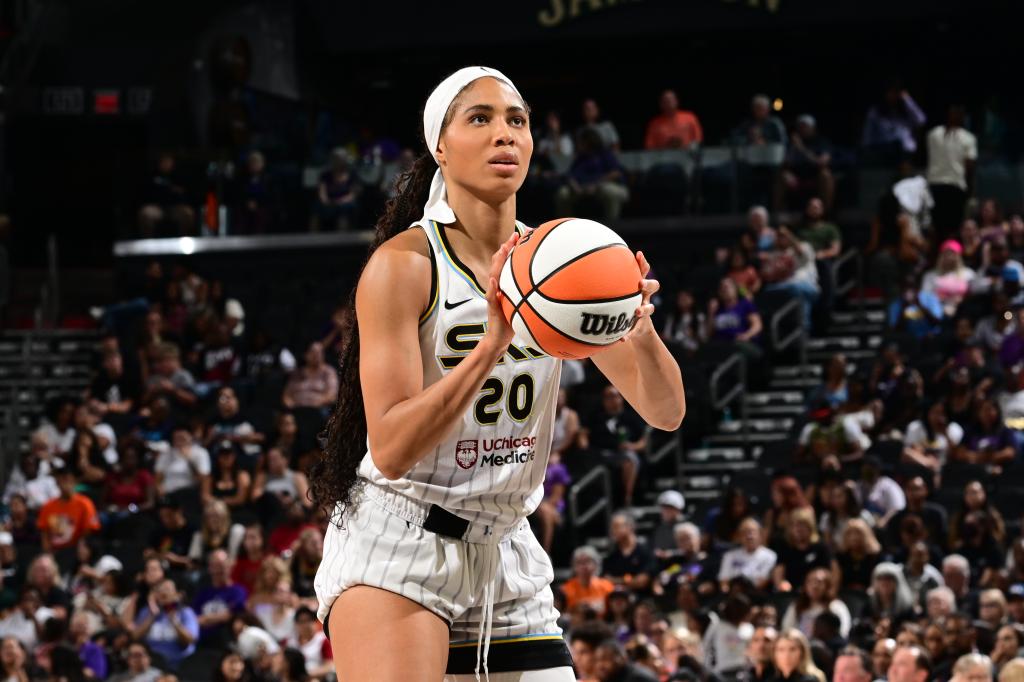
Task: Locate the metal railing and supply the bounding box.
[645,424,685,494]
[710,352,748,449]
[832,248,865,322]
[770,296,808,376]
[568,465,613,532]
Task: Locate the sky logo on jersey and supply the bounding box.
[455,440,479,469]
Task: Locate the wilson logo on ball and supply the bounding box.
[579,312,635,336]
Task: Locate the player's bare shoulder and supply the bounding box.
[357,227,433,317]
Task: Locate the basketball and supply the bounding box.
[499,218,643,359]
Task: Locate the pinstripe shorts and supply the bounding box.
[314,483,570,671]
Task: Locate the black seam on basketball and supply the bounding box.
[437,221,486,293]
[522,299,606,348]
[526,217,574,288]
[532,242,631,293]
[532,289,642,306]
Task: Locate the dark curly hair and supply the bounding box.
[309,82,482,523]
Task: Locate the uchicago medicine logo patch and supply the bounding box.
[455,440,479,469]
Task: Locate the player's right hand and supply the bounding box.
[483,230,520,354]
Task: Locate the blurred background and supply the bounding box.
[1,0,1023,681]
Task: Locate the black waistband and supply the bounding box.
[423,504,471,539]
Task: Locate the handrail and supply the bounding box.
[710,351,749,450]
[831,248,865,322]
[770,296,809,378]
[569,466,613,530]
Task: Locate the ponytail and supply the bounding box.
[309,153,437,522]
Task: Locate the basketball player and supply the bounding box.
[311,66,685,682]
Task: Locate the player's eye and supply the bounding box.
[509,116,526,127]
[470,114,489,125]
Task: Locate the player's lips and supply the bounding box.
[488,152,519,166]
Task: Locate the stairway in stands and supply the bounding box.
[0,330,98,469]
[570,301,887,568]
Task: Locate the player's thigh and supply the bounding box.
[445,667,576,682]
[329,585,449,682]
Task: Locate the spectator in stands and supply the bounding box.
[978,590,1009,631]
[888,272,942,339]
[579,386,646,507]
[267,501,315,556]
[88,349,141,421]
[798,198,841,263]
[288,528,321,601]
[728,249,763,298]
[1000,309,1024,369]
[781,567,852,639]
[704,593,753,673]
[313,148,362,231]
[562,546,615,618]
[104,438,155,525]
[137,153,194,238]
[230,150,277,235]
[796,404,864,467]
[109,641,161,682]
[0,588,42,651]
[867,562,916,622]
[580,98,621,152]
[154,426,210,499]
[61,429,108,501]
[68,611,107,679]
[732,95,786,147]
[603,512,657,594]
[738,625,777,682]
[887,646,931,682]
[0,636,29,682]
[555,127,630,221]
[921,238,974,313]
[861,84,927,162]
[132,578,199,670]
[819,481,874,546]
[782,115,835,211]
[661,290,706,355]
[188,499,245,565]
[35,397,77,458]
[203,387,264,462]
[973,239,1024,296]
[990,626,1023,672]
[935,614,979,680]
[705,485,754,550]
[193,550,248,646]
[973,293,1015,355]
[743,206,778,256]
[656,523,708,599]
[267,411,301,465]
[593,638,658,682]
[281,341,338,412]
[192,324,241,394]
[36,467,100,553]
[807,354,850,410]
[319,301,352,364]
[536,111,574,167]
[718,517,777,591]
[902,402,964,484]
[142,344,197,411]
[858,456,906,520]
[773,628,826,682]
[644,90,703,150]
[953,653,996,682]
[871,639,897,679]
[833,646,873,682]
[4,449,59,511]
[706,277,764,363]
[885,476,948,552]
[954,400,1017,469]
[836,518,881,592]
[764,477,811,547]
[251,447,311,527]
[145,497,194,571]
[650,491,686,556]
[287,606,332,679]
[761,227,821,330]
[207,441,252,511]
[772,507,835,593]
[927,105,978,238]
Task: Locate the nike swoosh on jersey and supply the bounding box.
[444,298,472,310]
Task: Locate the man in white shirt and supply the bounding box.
[860,455,906,521]
[927,105,977,238]
[718,518,777,591]
[154,427,210,497]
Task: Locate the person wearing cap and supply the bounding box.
[649,490,686,556]
[35,466,100,553]
[561,547,615,618]
[783,114,835,211]
[922,240,976,316]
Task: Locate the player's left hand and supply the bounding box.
[620,251,659,343]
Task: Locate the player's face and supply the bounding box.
[437,77,532,201]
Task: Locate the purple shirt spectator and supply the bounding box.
[544,462,571,513]
[713,298,758,342]
[193,582,248,643]
[79,640,108,679]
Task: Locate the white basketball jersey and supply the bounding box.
[357,219,562,531]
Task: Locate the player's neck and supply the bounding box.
[446,184,517,257]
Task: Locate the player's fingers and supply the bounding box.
[636,251,651,278]
[641,278,660,297]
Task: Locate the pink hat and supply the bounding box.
[940,239,963,254]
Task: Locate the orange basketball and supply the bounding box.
[499,218,643,359]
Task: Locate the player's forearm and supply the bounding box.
[369,340,506,480]
[625,324,686,430]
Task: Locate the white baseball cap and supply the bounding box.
[94,555,124,575]
[0,532,13,546]
[657,490,686,511]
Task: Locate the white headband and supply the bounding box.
[420,66,522,225]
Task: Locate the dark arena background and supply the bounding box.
[0,0,1022,680]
